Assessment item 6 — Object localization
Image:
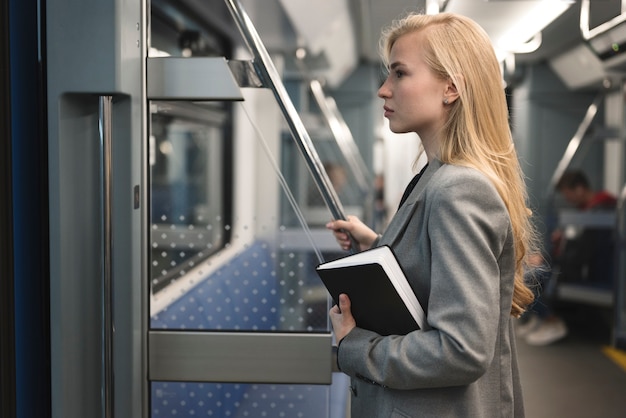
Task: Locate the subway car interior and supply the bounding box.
[3,0,626,417]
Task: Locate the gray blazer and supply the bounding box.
[337,160,525,417]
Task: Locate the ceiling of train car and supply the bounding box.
[351,0,427,63]
[151,0,626,87]
[354,0,623,65]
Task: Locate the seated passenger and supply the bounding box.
[519,169,617,346]
[553,169,617,287]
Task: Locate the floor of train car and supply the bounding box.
[517,303,626,418]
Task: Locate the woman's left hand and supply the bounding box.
[329,294,357,342]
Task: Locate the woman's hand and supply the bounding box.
[326,215,378,251]
[329,294,356,342]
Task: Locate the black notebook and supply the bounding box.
[316,245,425,336]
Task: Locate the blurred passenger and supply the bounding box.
[325,12,538,417]
[308,162,347,207]
[520,169,617,346]
[553,169,617,287]
[325,162,348,194]
[516,252,563,346]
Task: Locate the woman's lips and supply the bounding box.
[384,106,393,117]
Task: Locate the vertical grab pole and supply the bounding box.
[615,183,626,349]
[99,96,114,418]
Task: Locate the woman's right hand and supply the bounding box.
[325,215,379,252]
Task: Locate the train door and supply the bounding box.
[47,0,372,416]
[147,1,353,415]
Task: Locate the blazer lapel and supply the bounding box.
[380,160,442,247]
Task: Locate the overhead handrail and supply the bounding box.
[580,0,626,40]
[224,0,348,225]
[308,79,373,196]
[546,90,606,197]
[290,53,374,225]
[290,50,372,195]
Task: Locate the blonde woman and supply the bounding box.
[326,12,536,417]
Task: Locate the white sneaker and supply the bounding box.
[525,318,568,346]
[515,315,541,337]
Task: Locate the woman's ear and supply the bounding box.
[443,76,461,105]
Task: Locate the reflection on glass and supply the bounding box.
[147,2,347,417]
[149,102,229,293]
[281,125,369,228]
[148,99,333,334]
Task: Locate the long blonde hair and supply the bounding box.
[381,13,536,317]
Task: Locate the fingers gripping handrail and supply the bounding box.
[224,0,348,223]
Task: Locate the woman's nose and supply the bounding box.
[378,80,390,98]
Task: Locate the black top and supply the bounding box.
[398,164,429,210]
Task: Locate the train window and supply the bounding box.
[146,2,350,417]
[281,130,369,228]
[146,1,341,336]
[149,101,232,293]
[150,0,232,59]
[147,89,347,334]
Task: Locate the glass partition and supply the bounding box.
[146,1,357,416]
[149,95,334,332]
[147,93,351,416]
[149,101,231,293]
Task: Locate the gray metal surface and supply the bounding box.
[147,57,244,100]
[558,211,617,228]
[149,331,333,384]
[98,95,114,418]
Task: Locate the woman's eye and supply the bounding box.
[395,70,404,78]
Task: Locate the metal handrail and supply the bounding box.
[98,96,114,418]
[580,0,626,40]
[308,79,372,196]
[224,0,348,224]
[614,181,626,348]
[546,90,606,197]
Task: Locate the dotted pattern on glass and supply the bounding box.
[149,104,332,333]
[151,380,352,418]
[151,239,329,332]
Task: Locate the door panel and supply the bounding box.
[147,93,349,416]
[145,2,362,417]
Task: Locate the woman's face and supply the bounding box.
[378,31,450,141]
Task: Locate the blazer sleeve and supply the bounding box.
[337,169,513,389]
